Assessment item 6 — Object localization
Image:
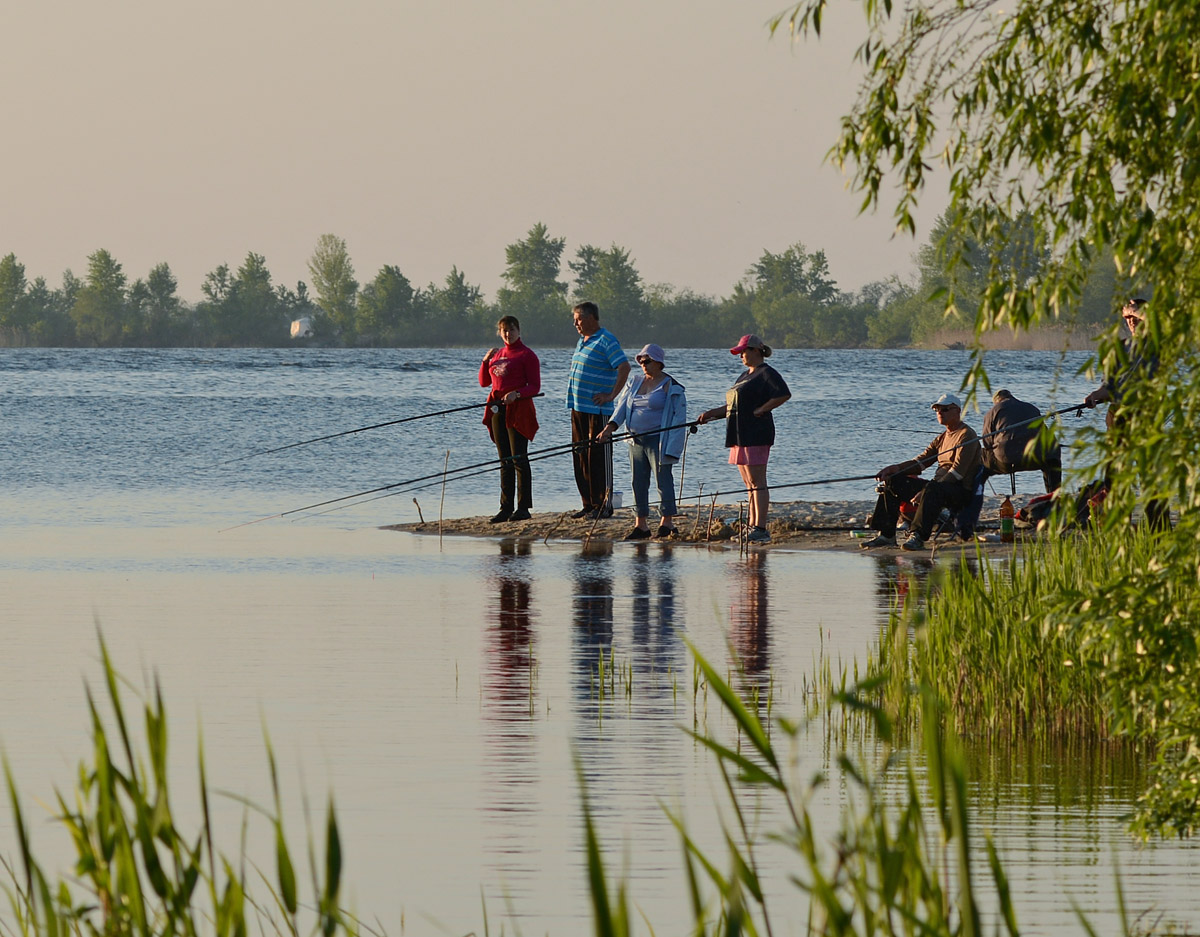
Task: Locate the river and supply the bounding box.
[0,346,1194,935]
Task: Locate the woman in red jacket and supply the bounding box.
[479,315,540,523]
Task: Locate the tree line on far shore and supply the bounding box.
[0,213,1126,349]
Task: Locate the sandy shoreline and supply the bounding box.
[383,497,1028,555]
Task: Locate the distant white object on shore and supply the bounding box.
[290,316,314,339]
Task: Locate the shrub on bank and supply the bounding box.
[878,517,1200,838]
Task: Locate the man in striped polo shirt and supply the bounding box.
[567,301,630,518]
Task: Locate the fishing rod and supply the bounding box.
[291,403,1091,522]
[213,393,545,467]
[222,417,705,529]
[219,436,581,532]
[672,474,882,504]
[671,402,1091,505]
[920,401,1090,459]
[302,439,596,519]
[294,418,709,520]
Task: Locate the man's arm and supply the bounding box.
[592,361,630,406]
[879,437,939,479]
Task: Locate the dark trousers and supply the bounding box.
[490,406,532,511]
[870,475,969,539]
[570,410,613,510]
[982,451,1062,494]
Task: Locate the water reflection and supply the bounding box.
[629,546,684,703]
[728,552,771,685]
[482,538,536,719]
[480,538,540,881]
[571,541,615,725]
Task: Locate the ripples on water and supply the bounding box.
[1,347,1196,935]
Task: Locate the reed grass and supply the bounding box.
[2,633,359,937]
[874,512,1200,837]
[579,641,1125,937]
[874,535,1114,742]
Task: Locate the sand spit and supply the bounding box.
[384,497,1029,555]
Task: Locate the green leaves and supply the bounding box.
[2,634,358,937]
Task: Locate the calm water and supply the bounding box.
[1,347,1195,935]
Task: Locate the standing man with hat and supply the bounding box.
[566,301,630,518]
[861,393,981,550]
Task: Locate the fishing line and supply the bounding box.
[298,419,708,520]
[301,441,591,519]
[210,393,545,468]
[225,418,704,529]
[669,403,1090,506]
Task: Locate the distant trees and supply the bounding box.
[128,263,184,345]
[569,244,648,340]
[0,213,1126,348]
[196,253,292,346]
[496,223,568,342]
[0,254,32,342]
[307,234,358,339]
[356,265,419,343]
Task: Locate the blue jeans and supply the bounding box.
[628,435,677,519]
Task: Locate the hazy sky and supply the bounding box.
[3,1,946,302]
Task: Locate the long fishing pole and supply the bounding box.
[302,438,595,519]
[290,419,709,521]
[294,404,1091,521]
[671,402,1090,505]
[219,437,581,532]
[213,393,545,467]
[864,400,1089,467]
[222,418,705,530]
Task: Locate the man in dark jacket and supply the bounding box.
[981,389,1062,493]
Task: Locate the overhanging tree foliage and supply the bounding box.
[775,0,1200,834]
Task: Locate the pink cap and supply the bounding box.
[730,334,764,354]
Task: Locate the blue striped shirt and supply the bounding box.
[566,327,627,416]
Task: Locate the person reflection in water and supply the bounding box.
[729,553,771,681]
[479,541,539,886]
[482,539,536,719]
[630,547,683,700]
[571,541,614,721]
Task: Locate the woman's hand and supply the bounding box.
[502,390,520,404]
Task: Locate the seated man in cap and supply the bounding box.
[862,393,982,550]
[981,389,1062,493]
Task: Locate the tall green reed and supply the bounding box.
[875,536,1113,741]
[2,633,357,937]
[579,639,1062,937]
[875,514,1200,836]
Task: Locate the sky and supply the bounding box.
[3,1,947,303]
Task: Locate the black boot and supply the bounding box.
[489,508,513,524]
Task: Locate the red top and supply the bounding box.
[478,340,540,441]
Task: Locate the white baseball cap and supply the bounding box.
[931,393,962,409]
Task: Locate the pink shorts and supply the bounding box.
[728,445,771,466]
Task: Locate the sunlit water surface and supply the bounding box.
[1,348,1195,935]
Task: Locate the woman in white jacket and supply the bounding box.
[598,343,688,540]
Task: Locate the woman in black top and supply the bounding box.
[697,335,791,543]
